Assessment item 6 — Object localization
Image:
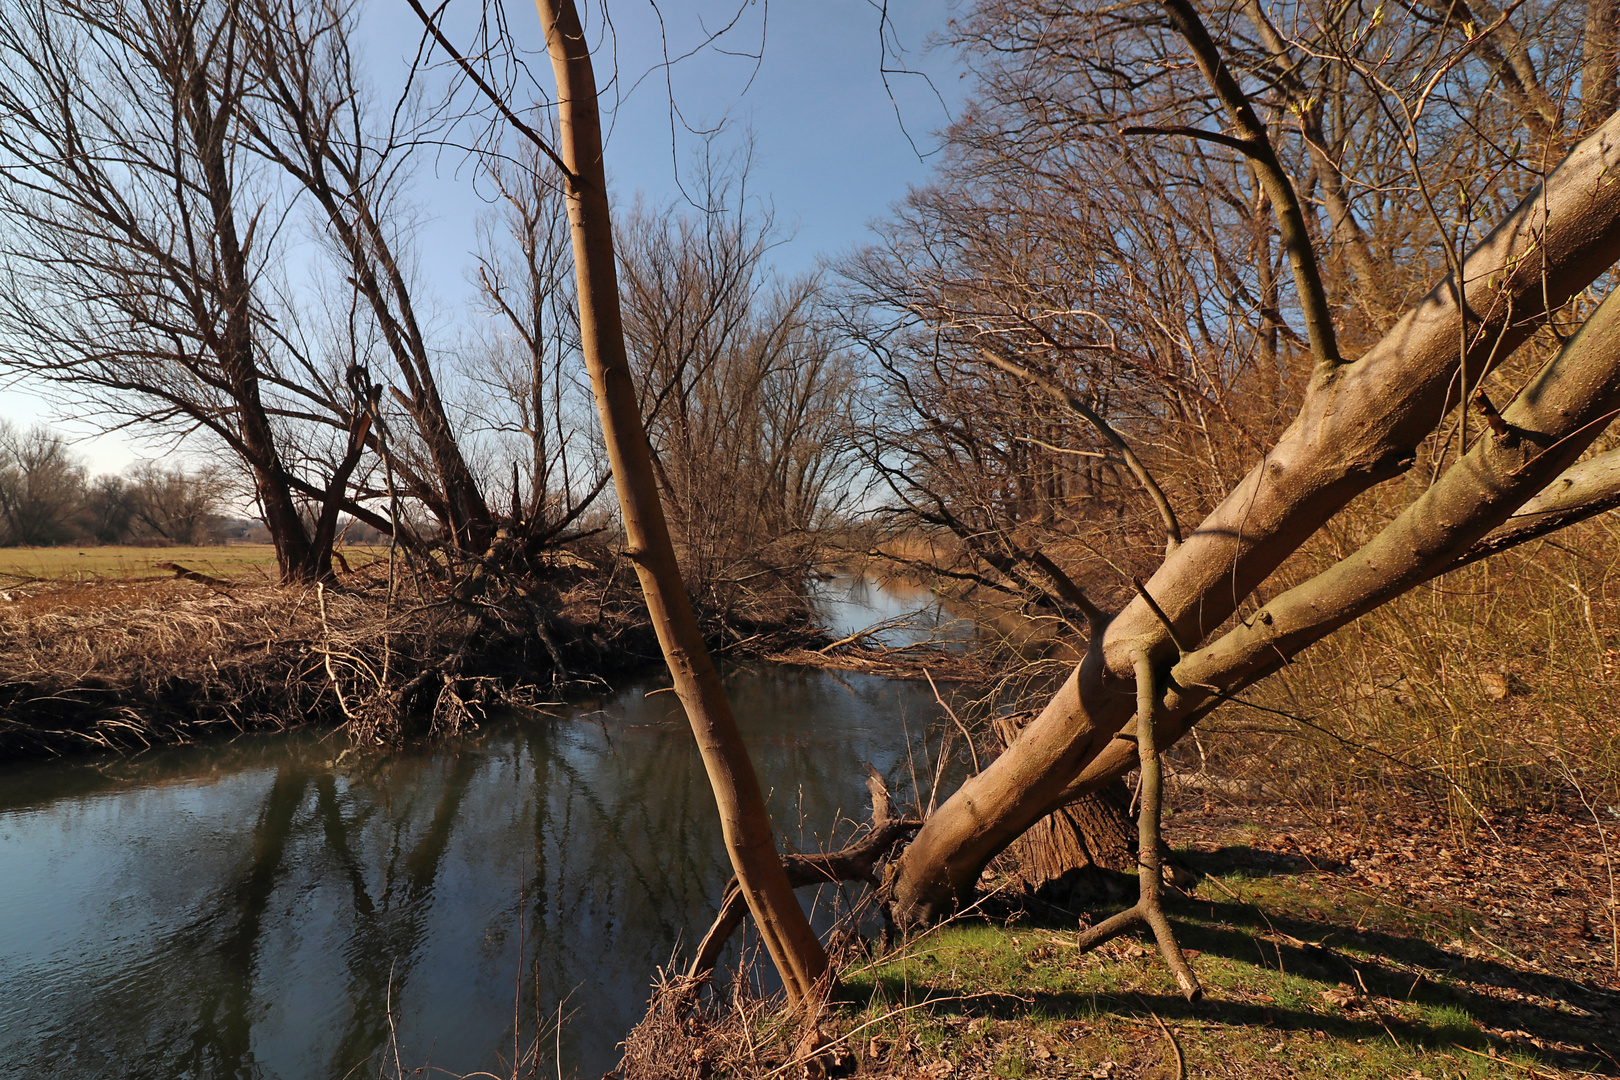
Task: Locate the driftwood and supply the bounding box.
[767,644,995,683]
[685,766,921,983]
[153,561,233,588]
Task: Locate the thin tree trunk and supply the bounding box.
[992,714,1134,899]
[535,0,828,1005]
[176,9,316,585]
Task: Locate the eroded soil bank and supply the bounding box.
[0,564,833,760]
[0,559,1000,761]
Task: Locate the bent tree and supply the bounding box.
[882,2,1620,927]
[524,0,829,1004]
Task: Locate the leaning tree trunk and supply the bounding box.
[535,0,828,1005]
[888,107,1620,929]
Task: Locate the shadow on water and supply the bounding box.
[0,649,965,1078]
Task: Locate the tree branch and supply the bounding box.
[1440,446,1620,572]
[978,349,1183,555]
[401,0,576,182]
[1159,0,1342,372]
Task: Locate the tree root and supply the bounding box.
[684,766,922,985]
[1073,648,1203,1001]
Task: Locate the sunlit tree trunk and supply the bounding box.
[534,0,828,1004]
[889,108,1620,928]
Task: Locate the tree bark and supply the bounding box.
[535,0,828,1005]
[174,7,316,584]
[991,714,1134,902]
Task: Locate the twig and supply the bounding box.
[925,668,980,775]
[1451,1041,1562,1077]
[1146,1005,1187,1080]
[1075,648,1203,1000]
[977,348,1183,554]
[757,991,1032,1080]
[816,611,921,654]
[1134,577,1192,655]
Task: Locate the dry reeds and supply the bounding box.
[1172,514,1620,840]
[0,563,550,757]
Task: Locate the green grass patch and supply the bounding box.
[0,543,387,582]
[831,863,1610,1078]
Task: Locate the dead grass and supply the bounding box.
[0,542,839,760]
[0,562,550,757]
[1179,517,1620,847]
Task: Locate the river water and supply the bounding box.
[0,577,972,1079]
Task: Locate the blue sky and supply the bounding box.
[0,0,965,474]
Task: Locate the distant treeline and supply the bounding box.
[0,420,231,547]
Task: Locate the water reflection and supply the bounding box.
[0,665,956,1079]
[809,572,975,648]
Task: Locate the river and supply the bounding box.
[0,576,974,1078]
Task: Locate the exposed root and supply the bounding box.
[0,544,841,760]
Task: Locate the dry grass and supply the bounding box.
[614,797,1618,1079]
[1185,516,1620,842]
[0,539,838,760]
[0,572,381,755]
[0,561,549,757]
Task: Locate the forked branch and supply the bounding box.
[1156,0,1342,373]
[685,768,922,984]
[1072,648,1203,1001]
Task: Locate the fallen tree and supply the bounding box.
[882,3,1620,933]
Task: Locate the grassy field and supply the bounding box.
[0,544,387,582]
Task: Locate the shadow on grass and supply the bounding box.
[844,887,1620,1076]
[1179,844,1344,877]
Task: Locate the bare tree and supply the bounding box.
[123,461,230,545]
[83,474,134,545]
[618,162,858,609]
[234,0,497,561]
[0,0,365,581]
[467,135,612,564]
[0,422,86,546]
[876,0,1620,949]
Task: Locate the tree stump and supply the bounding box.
[992,714,1136,910]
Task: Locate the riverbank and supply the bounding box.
[0,551,997,761]
[624,798,1620,1079]
[0,655,960,1079]
[0,556,850,761]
